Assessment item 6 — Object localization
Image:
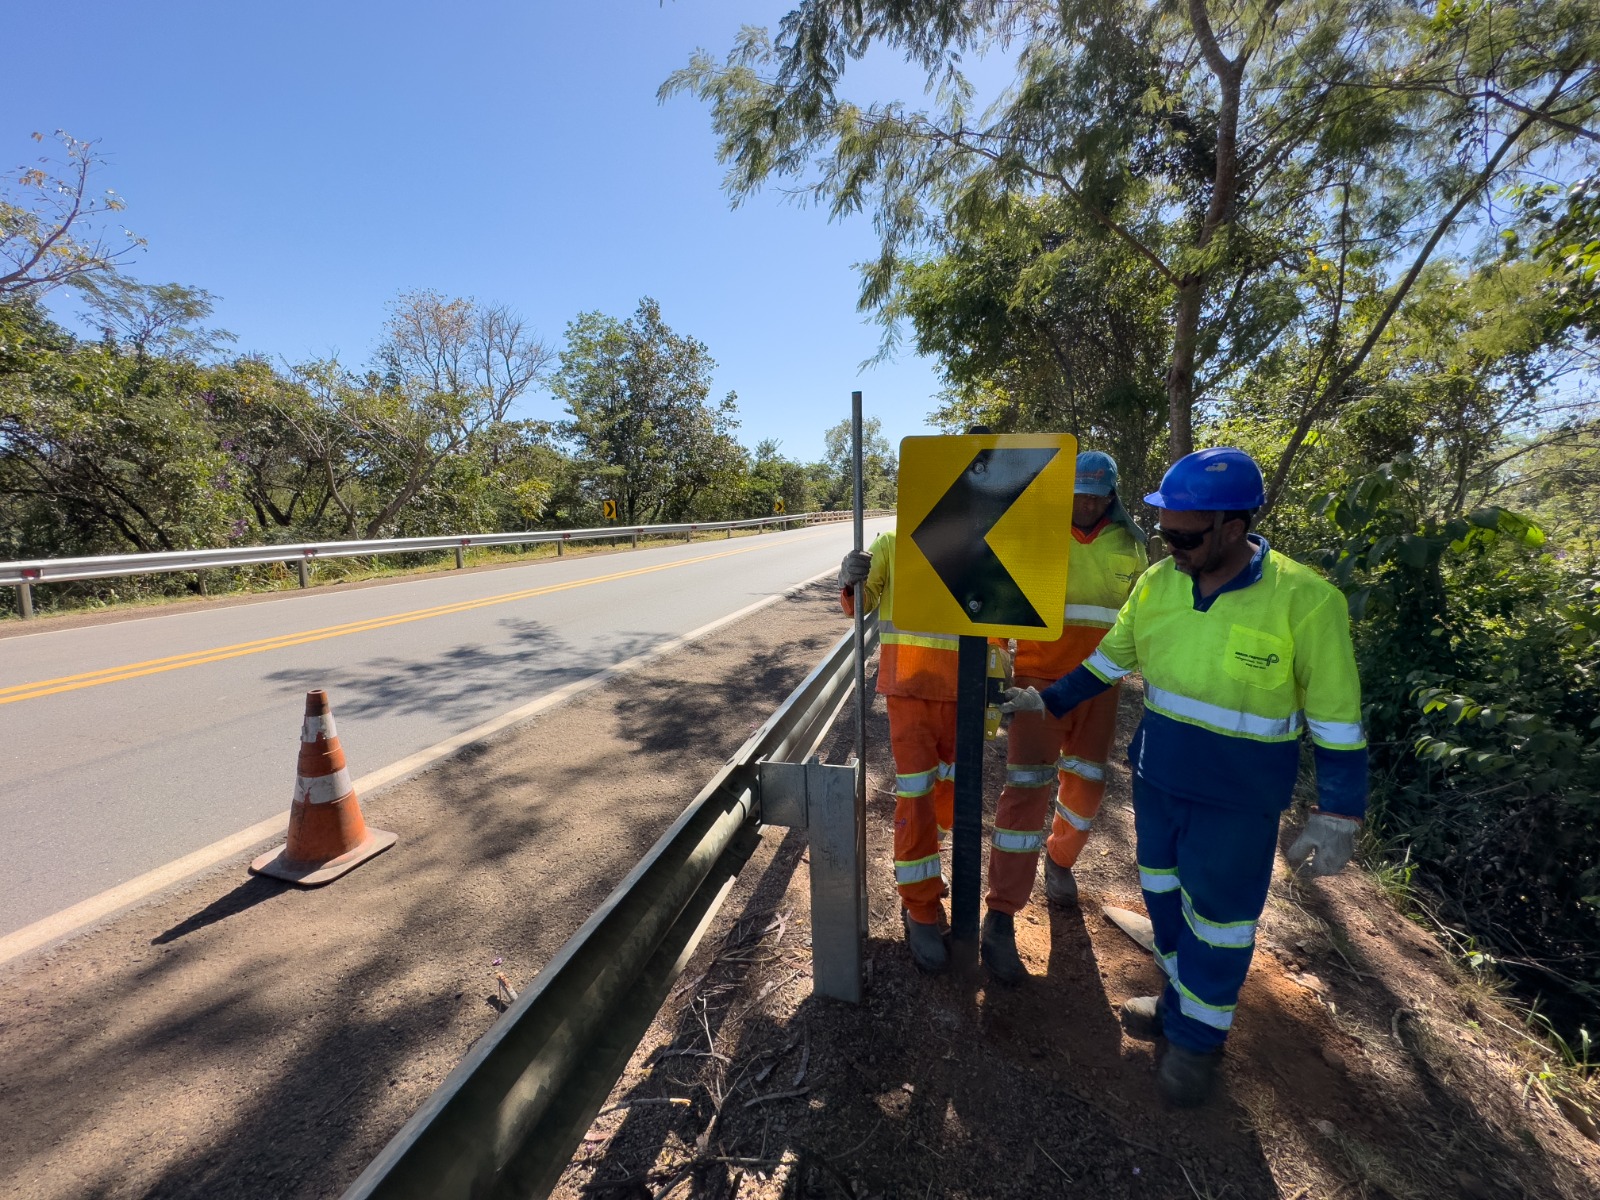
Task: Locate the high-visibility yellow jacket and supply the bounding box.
[1040,536,1368,816]
[1013,517,1148,680]
[840,530,959,702]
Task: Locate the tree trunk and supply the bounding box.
[1166,278,1202,461]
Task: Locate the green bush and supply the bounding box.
[1315,457,1600,1018]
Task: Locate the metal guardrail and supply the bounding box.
[0,509,892,618]
[341,614,878,1200]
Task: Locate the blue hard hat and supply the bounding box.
[1144,447,1266,511]
[1075,450,1118,496]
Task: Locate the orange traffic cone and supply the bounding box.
[250,689,397,885]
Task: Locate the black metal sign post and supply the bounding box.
[950,634,989,970]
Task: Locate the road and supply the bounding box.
[0,520,889,939]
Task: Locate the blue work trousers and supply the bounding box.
[1133,774,1281,1053]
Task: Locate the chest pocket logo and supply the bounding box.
[1108,554,1143,587]
[1223,624,1292,689]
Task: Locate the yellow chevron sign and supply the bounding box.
[892,433,1077,639]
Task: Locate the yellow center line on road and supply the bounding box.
[1,531,833,707]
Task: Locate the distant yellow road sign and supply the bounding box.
[602,499,617,521]
[773,499,786,514]
[892,433,1078,639]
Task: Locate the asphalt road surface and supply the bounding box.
[0,520,890,938]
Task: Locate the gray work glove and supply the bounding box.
[1287,811,1362,876]
[999,686,1045,715]
[838,549,872,588]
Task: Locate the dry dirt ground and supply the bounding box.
[0,581,849,1199]
[555,687,1600,1200]
[5,580,1597,1200]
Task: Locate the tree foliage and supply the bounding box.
[666,0,1600,475]
[554,298,750,525]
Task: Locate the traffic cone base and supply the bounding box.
[250,825,396,886]
[250,688,396,886]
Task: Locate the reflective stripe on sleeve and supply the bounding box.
[1054,800,1093,832]
[1006,763,1057,789]
[895,854,942,885]
[937,761,955,782]
[1307,717,1366,749]
[992,827,1044,854]
[1057,755,1106,782]
[1139,865,1180,893]
[1144,683,1303,741]
[1085,648,1133,682]
[896,769,936,798]
[1064,603,1120,626]
[1181,889,1257,949]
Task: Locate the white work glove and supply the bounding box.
[1287,811,1362,876]
[999,686,1045,715]
[838,549,872,588]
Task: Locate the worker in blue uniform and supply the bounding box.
[1002,447,1367,1106]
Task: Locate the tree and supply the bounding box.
[554,298,744,524]
[665,0,1600,471]
[1,132,144,297]
[378,289,553,424]
[0,298,247,558]
[892,194,1170,499]
[79,277,236,361]
[819,415,896,509]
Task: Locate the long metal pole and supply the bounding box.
[850,390,868,938]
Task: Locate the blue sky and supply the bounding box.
[10,1,1017,462]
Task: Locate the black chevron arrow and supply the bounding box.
[910,447,1059,627]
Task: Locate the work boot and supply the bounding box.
[1044,857,1079,907]
[1158,1042,1222,1107]
[1120,994,1165,1040]
[980,910,1027,985]
[901,909,949,974]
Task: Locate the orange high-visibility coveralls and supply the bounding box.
[841,530,959,926]
[986,517,1147,914]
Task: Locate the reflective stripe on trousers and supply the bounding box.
[1054,800,1093,832]
[896,769,936,798]
[895,854,941,885]
[1139,865,1179,893]
[1057,755,1105,782]
[1006,763,1057,789]
[1156,951,1235,1030]
[1183,887,1257,948]
[992,827,1044,854]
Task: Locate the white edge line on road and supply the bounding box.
[0,567,842,968]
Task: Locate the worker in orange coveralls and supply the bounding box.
[839,530,1009,974]
[979,450,1148,984]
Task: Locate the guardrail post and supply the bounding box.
[16,582,33,619]
[631,531,639,549]
[455,546,465,569]
[296,559,310,589]
[557,538,564,557]
[757,758,862,1004]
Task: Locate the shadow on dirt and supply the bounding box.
[150,875,290,944]
[570,686,1284,1200]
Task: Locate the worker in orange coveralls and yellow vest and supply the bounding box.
[978,450,1149,984]
[839,530,1010,974]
